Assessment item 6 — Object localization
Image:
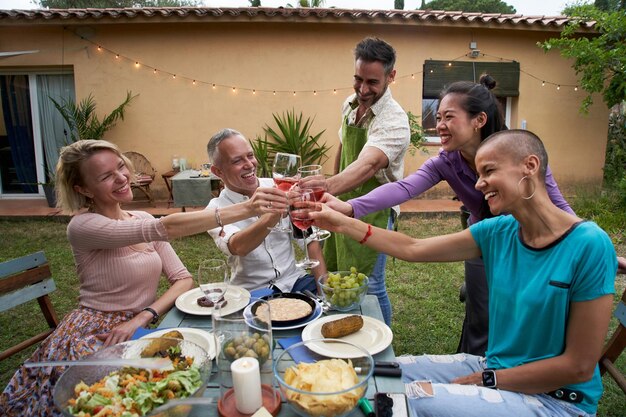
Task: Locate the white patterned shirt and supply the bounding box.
[339,87,410,186]
[207,178,306,292]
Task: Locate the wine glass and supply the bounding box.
[197,259,229,308]
[289,188,320,269]
[269,153,301,233]
[298,164,331,241]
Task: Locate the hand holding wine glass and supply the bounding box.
[197,259,229,308]
[297,165,331,241]
[269,153,301,232]
[289,188,320,269]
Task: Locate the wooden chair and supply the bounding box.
[123,151,157,205]
[600,286,626,394]
[0,251,59,361]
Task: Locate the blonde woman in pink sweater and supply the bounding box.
[0,139,287,417]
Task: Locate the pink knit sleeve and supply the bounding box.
[153,240,193,284]
[67,211,169,250]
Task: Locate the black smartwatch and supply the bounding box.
[142,307,160,325]
[482,368,497,388]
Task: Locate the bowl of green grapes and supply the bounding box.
[318,268,368,312]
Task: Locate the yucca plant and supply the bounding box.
[249,134,272,178]
[262,109,330,167]
[50,91,138,142]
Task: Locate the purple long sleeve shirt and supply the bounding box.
[349,149,574,225]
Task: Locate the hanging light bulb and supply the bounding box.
[542,81,545,87]
[557,85,560,90]
[411,74,415,79]
[252,89,256,95]
[172,74,176,79]
[153,68,157,74]
[232,87,236,92]
[192,80,196,85]
[273,91,276,95]
[574,86,578,91]
[97,45,102,51]
[447,62,452,66]
[333,89,337,94]
[212,84,216,89]
[293,91,296,96]
[135,61,139,67]
[313,90,317,96]
[115,54,120,59]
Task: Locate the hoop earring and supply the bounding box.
[517,176,536,200]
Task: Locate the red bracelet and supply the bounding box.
[359,224,372,244]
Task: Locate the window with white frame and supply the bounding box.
[421,60,519,143]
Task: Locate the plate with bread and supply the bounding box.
[301,314,393,358]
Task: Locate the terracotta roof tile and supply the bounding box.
[0,7,590,30]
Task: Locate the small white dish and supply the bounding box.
[175,286,251,316]
[301,314,393,358]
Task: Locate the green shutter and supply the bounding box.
[423,60,519,97]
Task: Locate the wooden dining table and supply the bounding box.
[158,294,406,416]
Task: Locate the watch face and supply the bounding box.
[482,370,496,388]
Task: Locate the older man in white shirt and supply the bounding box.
[206,128,326,293]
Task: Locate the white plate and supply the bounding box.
[243,299,324,331]
[175,286,251,316]
[139,328,216,360]
[301,314,393,358]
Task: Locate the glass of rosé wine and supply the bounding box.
[297,164,331,241]
[289,188,320,269]
[269,153,301,233]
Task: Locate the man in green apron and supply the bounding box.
[323,38,409,325]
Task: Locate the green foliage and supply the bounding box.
[36,0,200,7]
[540,6,626,112]
[603,107,626,186]
[249,0,261,5]
[594,0,626,11]
[286,0,325,6]
[395,0,405,9]
[407,111,427,155]
[50,91,137,142]
[249,135,272,178]
[421,0,516,13]
[261,109,331,167]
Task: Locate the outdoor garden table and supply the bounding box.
[158,294,405,416]
[171,170,222,211]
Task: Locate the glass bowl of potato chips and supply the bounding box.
[273,338,374,417]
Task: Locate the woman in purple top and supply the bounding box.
[324,74,574,356]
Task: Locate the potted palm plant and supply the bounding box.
[42,91,137,207]
[259,108,331,168]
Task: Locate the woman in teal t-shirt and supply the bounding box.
[309,129,616,417]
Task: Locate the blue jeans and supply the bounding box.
[397,354,592,417]
[368,213,393,326]
[290,274,318,294]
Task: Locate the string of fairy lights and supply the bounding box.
[69,28,580,95]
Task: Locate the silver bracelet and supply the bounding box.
[214,207,224,228]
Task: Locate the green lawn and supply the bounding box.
[0,214,624,415]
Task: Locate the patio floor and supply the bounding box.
[0,198,463,218]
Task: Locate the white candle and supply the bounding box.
[231,357,263,414]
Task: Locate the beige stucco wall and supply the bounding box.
[0,17,609,200]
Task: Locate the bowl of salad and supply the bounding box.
[53,337,212,417]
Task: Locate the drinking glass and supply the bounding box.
[197,259,229,308]
[213,298,279,415]
[269,153,301,233]
[289,188,320,269]
[297,164,331,241]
